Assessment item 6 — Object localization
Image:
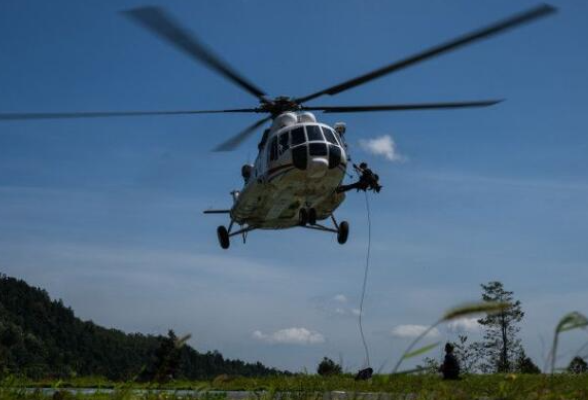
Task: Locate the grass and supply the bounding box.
[4,374,588,400]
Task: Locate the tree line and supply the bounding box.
[0,273,285,380]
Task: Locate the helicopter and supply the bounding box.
[0,5,556,249]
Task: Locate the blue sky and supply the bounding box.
[1,0,588,372]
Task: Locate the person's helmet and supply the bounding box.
[334,122,347,136]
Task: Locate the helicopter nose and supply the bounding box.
[307,157,329,178]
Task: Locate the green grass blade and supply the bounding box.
[556,312,588,333]
[442,302,510,321]
[401,341,440,360]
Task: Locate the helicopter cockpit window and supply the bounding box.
[322,127,339,145]
[291,127,306,146]
[306,125,324,142]
[279,132,289,154]
[328,145,341,168]
[309,142,328,156]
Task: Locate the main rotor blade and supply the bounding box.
[213,116,271,152]
[0,109,261,121]
[124,7,268,102]
[302,99,503,113]
[296,4,556,104]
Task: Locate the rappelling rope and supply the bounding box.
[358,190,372,368]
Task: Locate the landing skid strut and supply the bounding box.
[215,218,257,250]
[300,211,349,245]
[207,210,348,249]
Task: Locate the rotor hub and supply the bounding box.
[260,97,301,115]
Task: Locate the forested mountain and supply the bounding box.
[0,273,284,380]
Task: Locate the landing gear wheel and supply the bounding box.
[299,208,309,226]
[308,208,317,225]
[217,226,230,249]
[337,221,349,245]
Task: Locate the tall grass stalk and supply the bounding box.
[550,311,588,373]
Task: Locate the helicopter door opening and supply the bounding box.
[268,137,278,162]
[279,131,289,156]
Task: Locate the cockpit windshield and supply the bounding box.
[306,125,324,142]
[322,126,339,145]
[291,127,306,146]
[271,124,345,170]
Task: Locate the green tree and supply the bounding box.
[139,330,183,383]
[515,349,541,374]
[453,335,485,374]
[567,356,588,374]
[317,357,342,376]
[476,281,525,373]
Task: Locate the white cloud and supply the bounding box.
[358,135,405,162]
[331,306,360,317]
[333,294,347,303]
[252,327,325,345]
[447,318,480,333]
[312,294,360,318]
[391,324,440,338]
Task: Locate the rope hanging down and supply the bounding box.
[358,191,372,368]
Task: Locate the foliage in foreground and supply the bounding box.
[4,374,588,400]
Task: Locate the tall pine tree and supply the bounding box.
[477,281,524,373]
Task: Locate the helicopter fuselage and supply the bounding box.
[230,112,347,229]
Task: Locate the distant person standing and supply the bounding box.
[439,343,460,380]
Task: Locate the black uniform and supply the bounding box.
[440,352,460,380]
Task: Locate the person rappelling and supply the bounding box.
[337,162,382,194]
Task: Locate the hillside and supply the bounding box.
[0,273,284,380]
